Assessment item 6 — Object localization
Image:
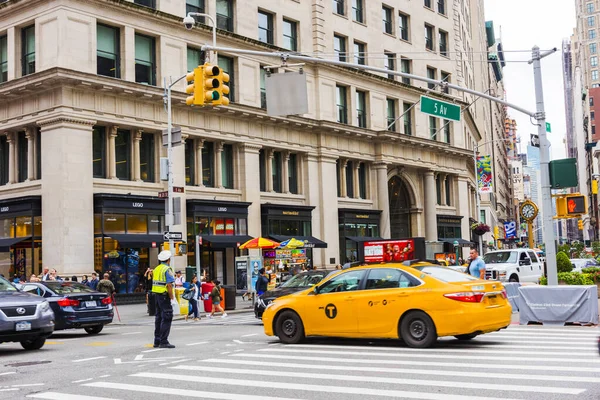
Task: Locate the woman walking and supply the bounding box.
[208,279,227,319]
[185,276,201,322]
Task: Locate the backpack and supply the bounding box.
[211,285,221,299]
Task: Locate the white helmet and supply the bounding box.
[158,250,172,262]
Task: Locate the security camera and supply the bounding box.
[183,15,195,30]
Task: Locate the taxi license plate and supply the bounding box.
[85,301,97,308]
[15,321,31,331]
[487,295,498,305]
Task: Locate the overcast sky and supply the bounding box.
[484,0,576,160]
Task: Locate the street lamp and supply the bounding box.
[453,240,459,266]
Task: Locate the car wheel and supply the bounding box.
[21,337,46,350]
[275,310,305,345]
[509,275,519,283]
[84,325,104,335]
[400,311,437,348]
[455,333,478,341]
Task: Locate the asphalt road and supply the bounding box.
[1,310,600,400]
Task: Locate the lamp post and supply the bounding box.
[453,240,459,266]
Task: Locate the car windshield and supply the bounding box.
[281,273,326,288]
[483,251,517,264]
[0,276,17,292]
[413,266,477,282]
[43,282,95,294]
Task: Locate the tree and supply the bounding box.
[556,251,573,273]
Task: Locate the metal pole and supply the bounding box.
[195,235,201,280]
[474,144,483,254]
[531,45,558,285]
[166,81,174,265]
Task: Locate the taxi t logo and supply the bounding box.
[325,303,337,319]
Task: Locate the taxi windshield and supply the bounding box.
[483,251,517,264]
[281,273,326,288]
[413,266,477,282]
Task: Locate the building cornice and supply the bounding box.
[36,116,97,128]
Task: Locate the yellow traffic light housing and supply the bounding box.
[215,67,230,106]
[578,219,584,230]
[593,180,598,195]
[185,67,203,106]
[202,64,221,104]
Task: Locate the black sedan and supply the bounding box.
[18,282,113,334]
[254,270,332,319]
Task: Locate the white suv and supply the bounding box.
[482,249,543,283]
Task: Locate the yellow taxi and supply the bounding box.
[262,262,511,348]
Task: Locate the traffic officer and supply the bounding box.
[152,250,176,348]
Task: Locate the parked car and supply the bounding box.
[0,276,55,350]
[570,258,598,273]
[482,249,543,283]
[18,282,113,334]
[255,270,332,319]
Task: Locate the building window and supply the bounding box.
[590,30,597,40]
[443,120,451,143]
[356,90,367,128]
[336,160,341,197]
[282,19,298,51]
[424,0,432,8]
[36,129,41,179]
[358,162,367,199]
[437,0,446,15]
[258,10,274,45]
[97,24,120,78]
[354,41,366,65]
[352,0,364,23]
[17,132,27,183]
[22,25,35,76]
[592,111,596,121]
[140,133,155,182]
[386,98,397,132]
[0,35,7,83]
[588,2,595,13]
[400,57,411,84]
[185,141,195,186]
[436,175,442,205]
[216,0,234,32]
[425,24,434,51]
[345,161,354,198]
[333,0,345,15]
[186,0,205,15]
[272,151,283,193]
[429,116,437,139]
[441,71,450,94]
[592,56,598,67]
[221,144,234,189]
[593,125,597,136]
[480,210,486,223]
[0,136,7,185]
[439,30,448,57]
[594,83,600,88]
[187,47,203,72]
[427,66,436,89]
[593,70,599,80]
[403,102,413,135]
[288,153,298,194]
[92,126,106,178]
[384,52,395,79]
[336,85,348,124]
[135,34,155,85]
[591,43,597,54]
[202,141,214,187]
[591,97,595,106]
[382,6,393,34]
[590,16,596,27]
[260,68,267,109]
[259,149,266,191]
[115,129,130,180]
[334,34,347,62]
[218,55,235,102]
[134,0,155,8]
[399,13,409,41]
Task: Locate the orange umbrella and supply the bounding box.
[239,237,280,249]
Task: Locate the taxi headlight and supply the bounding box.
[265,301,276,310]
[38,301,50,312]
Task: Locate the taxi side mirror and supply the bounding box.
[313,286,320,295]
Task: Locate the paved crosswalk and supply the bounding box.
[137,312,262,327]
[27,325,600,400]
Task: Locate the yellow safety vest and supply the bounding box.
[152,263,173,294]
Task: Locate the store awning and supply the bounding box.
[202,235,254,248]
[439,238,474,246]
[346,236,384,243]
[0,236,32,252]
[104,234,164,248]
[269,235,328,249]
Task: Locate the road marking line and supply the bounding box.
[12,384,44,388]
[160,358,192,366]
[171,365,583,395]
[85,342,112,347]
[132,372,524,400]
[44,341,63,345]
[0,372,16,376]
[142,349,164,353]
[489,331,599,338]
[72,356,107,363]
[460,338,598,346]
[257,347,600,364]
[84,381,305,400]
[185,341,208,346]
[97,375,110,378]
[121,331,142,336]
[72,378,94,383]
[0,389,19,392]
[221,352,231,355]
[505,327,600,333]
[28,392,121,400]
[231,352,600,373]
[203,357,600,383]
[241,333,259,337]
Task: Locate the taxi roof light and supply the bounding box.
[444,292,485,303]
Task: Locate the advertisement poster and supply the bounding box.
[236,258,248,291]
[249,258,262,293]
[504,221,517,239]
[477,155,493,193]
[435,253,456,265]
[363,240,415,263]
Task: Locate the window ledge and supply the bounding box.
[337,197,374,207]
[383,32,396,39]
[438,12,449,19]
[261,191,306,204]
[333,13,348,19]
[353,20,368,28]
[93,179,164,192]
[424,5,434,12]
[0,181,42,194]
[436,205,457,212]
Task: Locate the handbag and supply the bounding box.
[182,289,193,301]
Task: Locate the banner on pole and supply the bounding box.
[504,221,517,239]
[476,156,493,193]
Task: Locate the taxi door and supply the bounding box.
[303,269,366,336]
[356,268,422,335]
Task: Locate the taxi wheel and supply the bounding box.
[400,311,437,348]
[276,311,305,344]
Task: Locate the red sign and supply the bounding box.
[158,191,168,198]
[363,240,415,263]
[173,187,185,193]
[151,242,157,248]
[226,219,234,235]
[214,219,225,235]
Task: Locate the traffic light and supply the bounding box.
[185,67,203,106]
[566,195,587,215]
[213,66,230,106]
[493,226,499,238]
[202,63,221,105]
[578,219,584,230]
[593,180,598,195]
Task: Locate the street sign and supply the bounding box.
[173,187,184,193]
[158,191,168,198]
[420,96,461,122]
[546,122,551,133]
[163,232,183,241]
[530,134,540,148]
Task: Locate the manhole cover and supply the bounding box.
[5,361,51,367]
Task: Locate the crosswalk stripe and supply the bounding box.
[131,371,524,400]
[454,338,598,345]
[203,357,600,383]
[257,347,600,363]
[83,381,303,400]
[171,365,583,394]
[232,352,600,372]
[487,331,599,338]
[502,327,600,334]
[444,338,597,347]
[28,393,121,400]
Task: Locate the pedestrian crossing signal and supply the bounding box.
[566,195,586,215]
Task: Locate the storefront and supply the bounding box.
[261,204,327,270]
[437,215,472,258]
[338,209,382,264]
[94,194,164,294]
[0,196,42,279]
[186,199,252,287]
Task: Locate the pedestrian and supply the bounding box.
[184,276,200,322]
[81,275,89,286]
[41,267,50,281]
[152,250,176,349]
[29,274,39,282]
[208,279,227,319]
[144,267,154,315]
[71,275,78,283]
[97,273,116,295]
[468,248,486,279]
[255,268,269,296]
[87,272,99,290]
[174,271,185,288]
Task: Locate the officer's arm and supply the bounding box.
[166,283,174,300]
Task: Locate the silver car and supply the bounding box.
[0,276,55,350]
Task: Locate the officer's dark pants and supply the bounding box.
[154,294,173,345]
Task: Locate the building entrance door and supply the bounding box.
[388,176,412,238]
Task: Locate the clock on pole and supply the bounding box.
[519,200,539,249]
